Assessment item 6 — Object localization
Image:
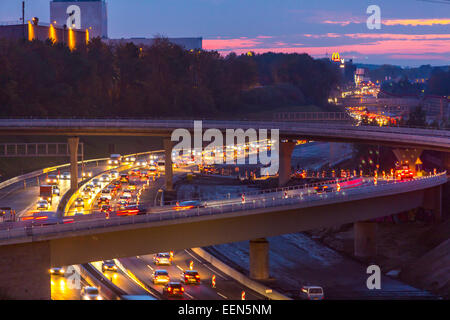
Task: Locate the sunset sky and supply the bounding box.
[1,0,449,66]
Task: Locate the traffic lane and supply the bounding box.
[0,163,109,218]
[51,266,86,300]
[122,252,262,301]
[90,261,149,296]
[67,166,149,215]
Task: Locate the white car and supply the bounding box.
[135,159,147,167]
[92,179,101,188]
[101,189,112,200]
[37,200,50,210]
[60,172,71,180]
[300,286,324,300]
[99,174,110,182]
[109,170,119,179]
[81,286,102,300]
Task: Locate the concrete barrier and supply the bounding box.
[75,264,120,300]
[191,247,292,300]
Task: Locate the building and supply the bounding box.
[0,20,87,50]
[50,0,108,39]
[49,0,202,49]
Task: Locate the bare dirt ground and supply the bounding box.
[306,217,450,298]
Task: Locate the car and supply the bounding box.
[92,179,101,188]
[140,170,149,177]
[123,204,146,215]
[46,174,59,185]
[98,196,110,206]
[52,185,60,196]
[117,199,128,209]
[106,185,117,194]
[181,270,200,284]
[153,253,172,265]
[127,183,137,191]
[173,200,207,211]
[148,166,158,175]
[84,184,94,192]
[129,168,140,176]
[100,205,112,213]
[74,198,84,208]
[109,170,119,179]
[37,199,50,210]
[135,159,147,167]
[122,155,136,164]
[116,205,143,216]
[112,180,122,187]
[162,282,184,297]
[108,154,122,165]
[395,164,414,180]
[100,174,110,183]
[26,211,64,226]
[152,270,170,285]
[82,171,93,178]
[120,174,129,183]
[82,192,91,200]
[81,286,102,300]
[102,260,117,272]
[121,191,132,199]
[101,189,112,200]
[49,267,65,276]
[314,185,333,194]
[123,188,133,195]
[300,286,324,300]
[60,172,71,180]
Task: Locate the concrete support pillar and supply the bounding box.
[442,152,450,173]
[163,138,174,191]
[423,186,442,222]
[392,148,423,174]
[249,238,269,280]
[68,137,79,191]
[278,140,296,187]
[354,221,377,258]
[0,241,51,299]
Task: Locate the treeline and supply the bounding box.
[0,37,340,118]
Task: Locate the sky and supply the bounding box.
[0,0,449,66]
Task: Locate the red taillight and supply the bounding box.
[195,275,200,278]
[181,287,184,292]
[168,287,172,292]
[63,218,74,224]
[22,216,34,221]
[35,216,48,220]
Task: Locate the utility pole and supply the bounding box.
[22,1,25,40]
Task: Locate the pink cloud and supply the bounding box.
[383,19,450,26]
[210,39,450,59]
[203,38,262,50]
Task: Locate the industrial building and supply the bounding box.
[0,0,202,50]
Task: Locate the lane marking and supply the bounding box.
[147,264,153,271]
[184,292,194,299]
[184,250,227,280]
[217,292,228,299]
[176,265,184,271]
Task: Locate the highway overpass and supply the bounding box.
[0,172,446,299]
[0,119,449,151]
[1,118,449,189]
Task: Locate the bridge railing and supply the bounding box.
[0,172,446,242]
[0,118,448,133]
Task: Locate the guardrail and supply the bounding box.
[0,149,164,192]
[0,172,446,242]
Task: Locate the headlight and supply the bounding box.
[96,296,102,300]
